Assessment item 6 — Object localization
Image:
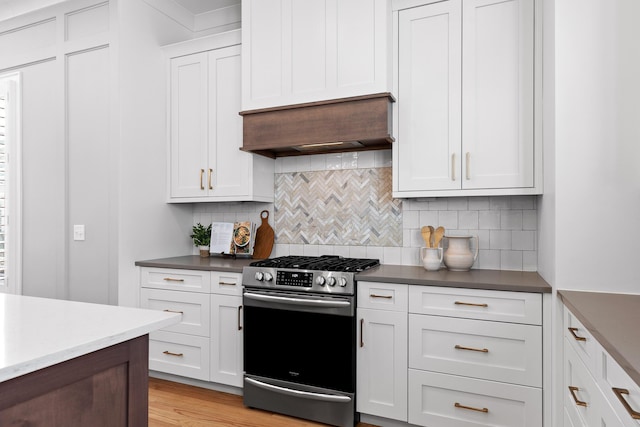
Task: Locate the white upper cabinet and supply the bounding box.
[165,31,274,203]
[393,0,541,197]
[241,0,392,110]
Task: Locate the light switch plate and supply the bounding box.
[73,224,85,241]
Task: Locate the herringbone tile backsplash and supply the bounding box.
[275,168,402,247]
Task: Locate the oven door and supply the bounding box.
[243,288,356,393]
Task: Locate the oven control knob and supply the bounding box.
[339,277,348,287]
[327,276,337,287]
[316,276,326,286]
[264,272,273,282]
[254,272,264,281]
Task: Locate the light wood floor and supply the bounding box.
[149,377,378,427]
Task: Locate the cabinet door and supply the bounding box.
[169,53,208,198]
[396,1,462,192]
[210,294,243,387]
[356,308,408,421]
[208,46,249,198]
[242,0,389,110]
[461,0,534,189]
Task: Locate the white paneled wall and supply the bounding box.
[194,150,538,271]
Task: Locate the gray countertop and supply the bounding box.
[559,290,640,388]
[357,264,551,293]
[135,256,551,293]
[135,255,255,273]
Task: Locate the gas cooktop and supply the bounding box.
[249,255,380,272]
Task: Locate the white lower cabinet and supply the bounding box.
[357,282,544,426]
[140,267,243,388]
[408,369,542,427]
[149,330,211,381]
[210,294,243,387]
[357,282,408,421]
[563,303,640,427]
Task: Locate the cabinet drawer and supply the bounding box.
[408,286,542,325]
[141,268,211,292]
[564,338,598,427]
[408,314,542,387]
[140,288,210,337]
[408,369,542,427]
[211,271,243,296]
[149,330,210,381]
[600,346,640,427]
[564,306,598,374]
[357,282,408,312]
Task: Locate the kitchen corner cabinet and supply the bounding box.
[356,282,408,421]
[165,31,274,203]
[563,304,638,427]
[241,0,391,111]
[140,267,243,388]
[392,0,542,198]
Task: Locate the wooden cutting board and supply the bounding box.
[252,210,274,259]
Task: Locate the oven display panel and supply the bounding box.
[277,271,314,288]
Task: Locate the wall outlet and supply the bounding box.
[73,224,85,241]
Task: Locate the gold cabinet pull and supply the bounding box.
[454,301,488,308]
[466,152,471,180]
[455,345,489,353]
[613,388,640,419]
[237,306,243,331]
[454,402,488,413]
[208,168,213,190]
[219,281,237,286]
[163,309,184,314]
[200,169,205,190]
[163,350,184,357]
[370,294,392,299]
[451,153,456,181]
[568,386,587,407]
[163,277,185,282]
[568,327,587,342]
[360,318,365,348]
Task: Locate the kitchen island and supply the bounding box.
[0,293,180,426]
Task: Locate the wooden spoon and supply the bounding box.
[421,226,434,248]
[432,226,445,248]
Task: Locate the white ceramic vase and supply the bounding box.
[443,236,478,271]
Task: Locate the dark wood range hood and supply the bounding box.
[240,92,395,158]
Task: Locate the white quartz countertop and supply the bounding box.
[0,293,180,382]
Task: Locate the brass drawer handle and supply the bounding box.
[370,294,392,299]
[613,388,640,419]
[219,281,237,286]
[163,350,184,357]
[163,277,185,282]
[163,309,184,314]
[568,386,587,407]
[208,168,213,190]
[454,301,488,308]
[454,402,488,413]
[455,344,489,353]
[568,327,587,342]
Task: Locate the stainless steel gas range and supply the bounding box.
[241,255,380,427]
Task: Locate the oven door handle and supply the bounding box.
[245,377,352,403]
[243,292,351,308]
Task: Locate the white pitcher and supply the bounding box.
[420,247,443,271]
[443,236,478,271]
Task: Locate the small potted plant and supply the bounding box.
[190,223,212,257]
